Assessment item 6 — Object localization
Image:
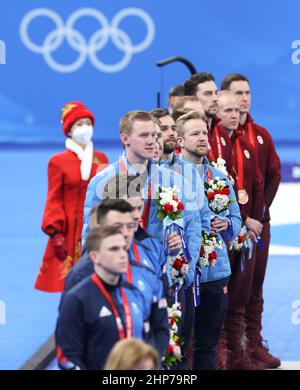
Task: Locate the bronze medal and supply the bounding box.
[238,189,249,205]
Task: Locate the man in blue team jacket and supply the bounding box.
[56,226,148,370]
[82,110,202,288]
[64,199,169,358]
[176,110,241,370]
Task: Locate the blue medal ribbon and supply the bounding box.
[193,268,201,307]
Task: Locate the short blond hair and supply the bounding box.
[119,110,154,135]
[217,90,238,109]
[176,110,207,137]
[104,339,160,370]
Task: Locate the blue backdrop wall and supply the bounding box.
[0,0,300,143]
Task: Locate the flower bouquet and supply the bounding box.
[155,186,191,288]
[199,231,222,267]
[205,175,234,215]
[162,302,184,368]
[211,157,235,185]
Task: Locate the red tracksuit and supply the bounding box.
[238,114,281,345]
[224,133,264,351]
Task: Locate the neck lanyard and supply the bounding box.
[119,159,153,230]
[246,119,257,149]
[91,273,133,339]
[235,138,245,190]
[126,243,142,283]
[208,126,222,162]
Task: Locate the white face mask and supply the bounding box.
[71,124,93,145]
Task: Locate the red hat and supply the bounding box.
[61,101,95,136]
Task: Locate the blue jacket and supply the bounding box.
[64,241,169,357]
[82,152,202,287]
[177,155,242,283]
[56,276,147,370]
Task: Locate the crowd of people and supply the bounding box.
[35,72,281,370]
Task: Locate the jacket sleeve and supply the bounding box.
[200,196,211,234]
[41,157,66,236]
[147,299,170,357]
[181,176,202,287]
[55,294,86,370]
[221,179,242,241]
[264,135,281,208]
[251,146,264,221]
[82,169,111,244]
[64,268,80,292]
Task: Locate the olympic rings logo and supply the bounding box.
[20,7,155,73]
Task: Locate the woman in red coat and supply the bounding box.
[35,101,109,292]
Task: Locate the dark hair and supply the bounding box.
[150,108,170,120]
[221,73,249,91]
[95,199,133,224]
[169,84,185,97]
[104,174,143,200]
[86,225,122,254]
[184,72,215,96]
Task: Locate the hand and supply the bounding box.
[245,217,263,236]
[247,230,257,242]
[167,232,182,252]
[50,233,67,261]
[210,218,228,236]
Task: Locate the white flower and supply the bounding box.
[171,268,179,278]
[180,264,189,275]
[173,345,182,357]
[171,322,178,333]
[173,310,182,319]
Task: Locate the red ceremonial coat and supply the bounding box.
[35,149,109,292]
[238,114,281,222]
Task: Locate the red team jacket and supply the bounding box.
[230,133,264,224]
[238,114,281,222]
[207,116,235,181]
[35,149,108,292]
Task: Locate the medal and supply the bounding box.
[238,189,249,205]
[235,138,249,205]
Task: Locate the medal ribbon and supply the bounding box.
[235,138,245,191]
[91,273,133,339]
[246,120,257,149]
[207,126,223,162]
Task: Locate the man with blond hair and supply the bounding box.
[175,110,241,370]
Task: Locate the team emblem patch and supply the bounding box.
[131,302,140,314]
[223,286,228,294]
[257,135,264,144]
[244,149,250,159]
[221,137,226,146]
[137,280,145,291]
